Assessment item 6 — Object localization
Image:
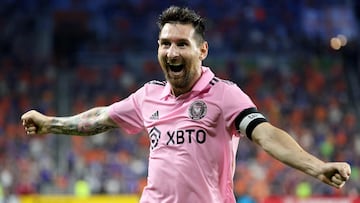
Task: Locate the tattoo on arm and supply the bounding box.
[48,107,116,136]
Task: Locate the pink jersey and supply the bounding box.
[109,66,256,203]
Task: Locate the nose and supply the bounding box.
[167,44,180,58]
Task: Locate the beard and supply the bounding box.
[165,68,191,89]
[159,57,201,95]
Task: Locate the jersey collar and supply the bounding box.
[160,66,215,99]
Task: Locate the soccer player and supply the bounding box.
[21,6,350,203]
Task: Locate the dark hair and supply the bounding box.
[157,6,206,43]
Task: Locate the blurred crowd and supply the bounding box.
[0,0,360,202]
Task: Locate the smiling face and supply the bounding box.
[158,23,208,97]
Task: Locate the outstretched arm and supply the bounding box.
[21,107,117,136]
[251,122,351,189]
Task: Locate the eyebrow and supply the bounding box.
[159,38,190,43]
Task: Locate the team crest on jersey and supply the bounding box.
[188,100,207,120]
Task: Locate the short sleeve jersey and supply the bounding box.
[109,66,256,203]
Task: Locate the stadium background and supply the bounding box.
[0,0,360,202]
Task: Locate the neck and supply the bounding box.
[171,86,191,97]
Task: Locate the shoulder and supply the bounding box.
[210,76,251,101]
[146,80,167,87]
[209,77,238,88]
[139,80,167,96]
[130,80,166,96]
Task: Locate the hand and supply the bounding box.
[318,162,351,189]
[21,110,50,135]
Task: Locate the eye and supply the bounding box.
[160,41,171,47]
[177,42,188,47]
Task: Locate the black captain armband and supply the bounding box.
[235,107,268,140]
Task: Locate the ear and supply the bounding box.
[199,41,208,61]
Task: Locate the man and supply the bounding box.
[21,6,350,203]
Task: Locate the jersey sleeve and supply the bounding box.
[108,87,145,135]
[221,83,257,137]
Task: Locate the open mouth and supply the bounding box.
[168,64,184,72]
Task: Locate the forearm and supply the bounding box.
[45,107,116,136]
[253,123,324,178]
[270,133,323,177]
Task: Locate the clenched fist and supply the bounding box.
[318,162,351,189]
[21,110,50,135]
